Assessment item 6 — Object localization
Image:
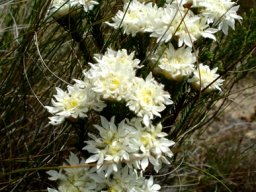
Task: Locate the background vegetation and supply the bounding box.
[0,0,255,191]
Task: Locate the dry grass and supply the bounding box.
[0,1,256,191]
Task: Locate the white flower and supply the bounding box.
[141,176,161,192]
[84,116,138,177]
[176,15,218,47]
[143,3,217,45]
[45,85,90,125]
[45,77,106,125]
[193,0,242,35]
[46,154,162,191]
[46,153,97,192]
[93,48,141,72]
[128,119,175,172]
[104,166,144,191]
[144,4,178,43]
[107,0,157,36]
[189,63,224,91]
[126,73,173,126]
[84,116,174,174]
[48,0,72,18]
[48,0,98,18]
[73,78,106,112]
[70,0,98,12]
[92,165,161,191]
[107,0,225,44]
[86,48,140,101]
[152,43,196,79]
[92,70,132,101]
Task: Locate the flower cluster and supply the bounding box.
[48,0,98,18]
[47,152,97,192]
[109,0,241,42]
[47,116,174,191]
[107,0,241,87]
[84,116,174,176]
[151,42,224,87]
[88,48,172,125]
[45,47,174,190]
[46,48,172,126]
[107,0,228,46]
[47,153,162,192]
[45,0,242,191]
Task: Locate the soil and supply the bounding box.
[207,73,256,140]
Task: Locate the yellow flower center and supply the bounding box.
[105,73,121,91]
[108,185,122,192]
[141,132,154,147]
[141,89,154,105]
[108,142,121,155]
[172,56,185,64]
[111,78,121,90]
[64,97,79,110]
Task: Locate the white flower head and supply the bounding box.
[126,73,173,126]
[104,166,143,191]
[45,85,90,125]
[73,78,106,112]
[176,15,218,47]
[84,116,138,176]
[48,0,98,18]
[109,168,161,192]
[128,119,175,172]
[92,165,161,191]
[46,154,162,191]
[193,0,242,35]
[107,0,158,36]
[93,48,141,73]
[145,4,178,43]
[48,0,72,18]
[142,176,161,192]
[144,3,217,45]
[70,0,98,12]
[152,43,196,79]
[189,63,224,91]
[86,48,140,101]
[46,153,97,192]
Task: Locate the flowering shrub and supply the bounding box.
[42,0,245,191]
[0,0,251,191]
